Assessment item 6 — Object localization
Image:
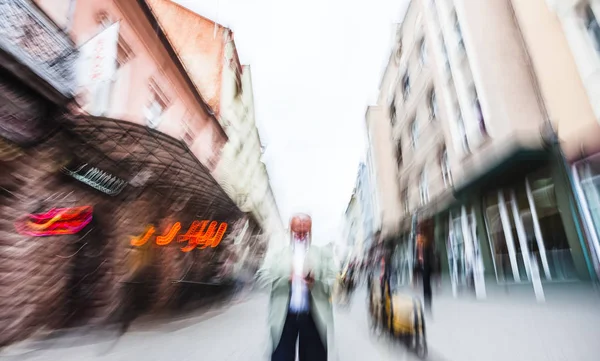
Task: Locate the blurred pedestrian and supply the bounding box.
[119,236,153,334]
[413,235,425,290]
[419,234,434,313]
[257,213,337,361]
[433,247,442,290]
[379,253,393,329]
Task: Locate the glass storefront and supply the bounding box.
[573,154,600,273]
[483,168,577,283]
[392,234,412,287]
[447,206,480,292]
[448,211,468,286]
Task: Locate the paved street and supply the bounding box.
[2,284,600,361]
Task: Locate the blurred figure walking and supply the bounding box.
[417,234,434,313]
[433,247,442,291]
[258,213,337,361]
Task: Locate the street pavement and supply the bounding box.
[2,283,600,361]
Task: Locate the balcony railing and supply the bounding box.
[0,0,77,100]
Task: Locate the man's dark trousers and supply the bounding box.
[271,311,327,361]
[422,267,432,312]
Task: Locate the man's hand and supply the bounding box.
[304,272,315,289]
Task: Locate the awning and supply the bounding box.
[453,143,550,202]
[60,115,243,222]
[395,189,457,235]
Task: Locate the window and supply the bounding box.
[390,98,397,126]
[419,38,427,66]
[453,12,465,50]
[583,4,600,53]
[107,37,133,114]
[441,148,452,187]
[456,112,469,153]
[96,11,112,28]
[144,82,168,129]
[145,96,164,129]
[183,131,194,146]
[396,40,403,63]
[419,170,429,205]
[574,154,600,258]
[116,38,133,69]
[402,188,410,214]
[471,87,487,135]
[441,40,450,72]
[402,72,411,100]
[396,140,403,167]
[181,118,195,146]
[410,118,419,149]
[233,69,243,98]
[429,89,437,120]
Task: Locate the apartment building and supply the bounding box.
[533,0,600,279]
[365,80,402,242]
[144,0,284,244]
[0,0,257,346]
[357,162,376,252]
[367,0,599,294]
[343,190,364,264]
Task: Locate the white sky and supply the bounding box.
[174,0,409,244]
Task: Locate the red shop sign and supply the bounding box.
[130,220,228,252]
[14,206,93,237]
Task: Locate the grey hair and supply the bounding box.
[289,212,311,223]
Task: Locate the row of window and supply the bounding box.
[584,3,600,54]
[97,14,196,145]
[393,88,437,162]
[435,4,488,155]
[399,35,428,105]
[399,146,452,214]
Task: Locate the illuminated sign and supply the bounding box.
[14,206,93,237]
[130,220,228,252]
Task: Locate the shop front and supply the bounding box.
[0,114,251,346]
[481,167,578,283]
[60,115,250,311]
[0,0,77,345]
[445,150,593,290]
[572,153,600,279]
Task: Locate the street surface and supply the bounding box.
[2,284,600,361]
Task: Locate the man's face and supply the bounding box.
[290,214,311,241]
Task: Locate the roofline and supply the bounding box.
[156,0,230,30]
[265,180,284,229]
[344,192,356,216]
[377,0,412,93]
[137,0,228,141]
[154,0,243,70]
[229,31,243,73]
[241,66,267,149]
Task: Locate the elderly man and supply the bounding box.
[258,213,337,361]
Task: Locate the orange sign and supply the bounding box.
[15,206,93,237]
[130,220,228,252]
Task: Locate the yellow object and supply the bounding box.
[386,294,418,334]
[372,281,423,336]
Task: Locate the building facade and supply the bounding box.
[343,191,364,265]
[366,103,402,241]
[367,0,600,295]
[0,0,78,346]
[143,0,284,247]
[1,0,257,347]
[535,0,600,278]
[357,162,376,252]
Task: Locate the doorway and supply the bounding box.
[483,168,577,283]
